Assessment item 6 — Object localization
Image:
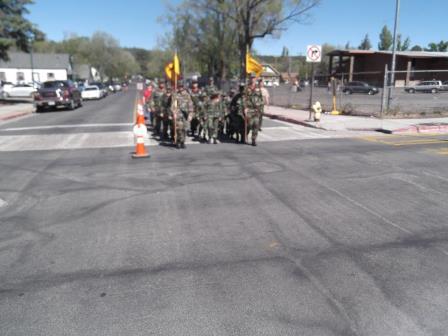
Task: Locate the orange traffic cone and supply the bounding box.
[132,116,150,159]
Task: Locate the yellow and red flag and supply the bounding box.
[246,52,263,77]
[165,52,181,81]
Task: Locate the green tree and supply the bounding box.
[358,34,372,50]
[0,0,44,60]
[396,34,410,51]
[167,0,320,79]
[344,41,350,49]
[378,25,393,50]
[410,45,422,51]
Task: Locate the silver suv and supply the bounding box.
[405,80,443,94]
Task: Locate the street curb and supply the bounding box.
[264,112,324,130]
[0,111,33,121]
[391,124,448,134]
[0,105,35,122]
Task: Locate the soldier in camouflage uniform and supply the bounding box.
[204,77,218,97]
[197,91,208,141]
[149,81,166,136]
[204,91,224,144]
[242,82,264,146]
[188,81,202,137]
[171,83,193,148]
[161,86,173,141]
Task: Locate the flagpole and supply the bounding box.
[173,51,178,146]
[244,44,249,144]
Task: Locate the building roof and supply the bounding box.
[261,63,281,77]
[0,52,72,69]
[328,49,448,59]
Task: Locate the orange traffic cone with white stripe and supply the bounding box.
[132,113,149,158]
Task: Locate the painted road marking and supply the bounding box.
[0,123,133,132]
[427,147,448,156]
[0,125,372,152]
[361,135,448,146]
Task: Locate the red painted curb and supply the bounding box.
[0,111,33,121]
[392,125,448,134]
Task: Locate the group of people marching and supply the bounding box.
[144,75,269,149]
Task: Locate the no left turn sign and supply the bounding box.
[306,45,322,63]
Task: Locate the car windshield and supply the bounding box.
[85,87,98,91]
[43,81,65,88]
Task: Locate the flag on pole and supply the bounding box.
[246,52,263,77]
[165,52,181,81]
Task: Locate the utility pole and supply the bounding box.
[28,32,35,87]
[387,0,400,110]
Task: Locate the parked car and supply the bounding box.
[90,82,108,97]
[2,83,37,98]
[81,85,102,100]
[440,81,448,92]
[405,80,443,94]
[34,80,82,112]
[342,81,379,95]
[113,83,122,92]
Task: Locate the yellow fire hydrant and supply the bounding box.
[312,101,322,121]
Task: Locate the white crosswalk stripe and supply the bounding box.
[0,124,372,152]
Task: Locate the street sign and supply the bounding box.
[306,45,322,63]
[136,82,143,91]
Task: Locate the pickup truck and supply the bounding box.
[404,80,443,94]
[34,80,82,112]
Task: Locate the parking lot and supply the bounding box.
[268,85,448,117]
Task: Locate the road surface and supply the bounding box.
[1,87,447,336]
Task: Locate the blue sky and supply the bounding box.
[27,0,448,56]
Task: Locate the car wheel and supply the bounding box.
[408,88,415,93]
[68,100,75,110]
[36,106,44,113]
[368,90,374,95]
[344,89,352,95]
[431,88,438,94]
[78,98,83,107]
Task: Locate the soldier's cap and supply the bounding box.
[177,81,185,89]
[249,72,257,78]
[211,91,220,98]
[209,77,214,82]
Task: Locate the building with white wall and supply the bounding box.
[0,52,72,85]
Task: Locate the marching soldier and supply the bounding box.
[197,90,208,141]
[149,81,166,136]
[161,86,173,141]
[243,81,264,146]
[188,81,202,137]
[205,91,224,144]
[205,77,218,97]
[168,83,191,149]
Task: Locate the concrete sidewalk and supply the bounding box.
[0,103,35,122]
[264,105,448,134]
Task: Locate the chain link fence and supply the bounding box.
[266,70,448,118]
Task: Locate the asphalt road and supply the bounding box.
[1,88,448,336]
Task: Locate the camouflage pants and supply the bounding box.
[175,117,187,144]
[154,110,162,135]
[206,117,219,140]
[247,114,260,141]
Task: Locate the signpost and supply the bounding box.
[306,45,322,118]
